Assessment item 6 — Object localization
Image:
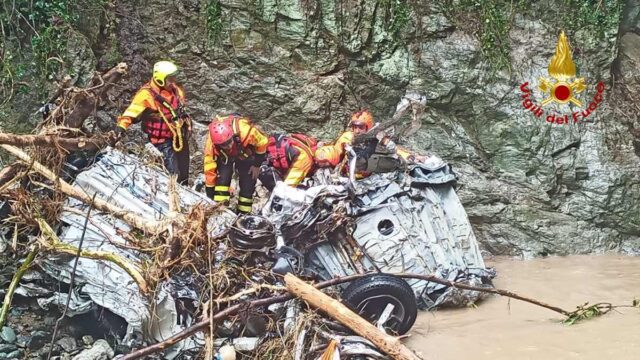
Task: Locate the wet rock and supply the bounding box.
[0,344,17,353]
[44,317,57,326]
[37,343,62,357]
[3,349,23,359]
[14,334,29,348]
[3,0,640,256]
[28,331,50,350]
[71,340,113,360]
[81,336,93,347]
[56,337,77,353]
[0,327,16,344]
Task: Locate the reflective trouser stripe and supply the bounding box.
[237,196,253,213]
[213,186,230,202]
[238,196,252,203]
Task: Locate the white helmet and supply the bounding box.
[152,61,178,87]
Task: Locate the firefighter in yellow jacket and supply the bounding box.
[204,114,269,214]
[320,109,424,176]
[259,133,318,191]
[114,61,192,185]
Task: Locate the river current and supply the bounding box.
[407,254,640,360]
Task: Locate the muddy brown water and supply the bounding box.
[406,254,640,360]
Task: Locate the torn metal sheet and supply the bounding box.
[37,290,95,316]
[263,155,495,308]
[37,148,236,348]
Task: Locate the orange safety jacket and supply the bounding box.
[117,81,188,144]
[267,134,317,187]
[331,130,416,178]
[203,116,269,188]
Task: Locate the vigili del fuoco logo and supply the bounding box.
[520,31,605,124]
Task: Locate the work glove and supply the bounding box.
[106,126,126,146]
[248,165,261,180]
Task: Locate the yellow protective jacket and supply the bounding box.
[117,81,188,145]
[283,145,314,186]
[331,130,417,177]
[203,117,269,188]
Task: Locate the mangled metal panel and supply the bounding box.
[263,156,494,308]
[38,148,235,348]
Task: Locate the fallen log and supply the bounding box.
[1,144,176,235]
[0,133,108,151]
[285,274,423,360]
[36,218,149,294]
[119,271,572,360]
[0,163,20,186]
[0,63,128,187]
[62,63,128,128]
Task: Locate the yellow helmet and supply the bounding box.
[152,61,178,87]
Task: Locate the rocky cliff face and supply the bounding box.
[3,0,640,257]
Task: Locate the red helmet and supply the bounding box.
[209,118,234,145]
[349,110,374,131]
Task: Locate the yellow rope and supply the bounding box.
[158,110,184,152]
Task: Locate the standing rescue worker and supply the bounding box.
[259,133,318,191]
[203,114,269,214]
[114,61,192,185]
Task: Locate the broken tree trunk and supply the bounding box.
[62,63,128,129]
[0,63,128,187]
[0,163,21,188]
[0,246,38,328]
[1,144,177,235]
[36,219,149,294]
[0,133,108,151]
[284,274,424,360]
[120,271,574,360]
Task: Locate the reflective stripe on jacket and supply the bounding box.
[116,81,186,144]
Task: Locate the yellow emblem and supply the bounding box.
[538,31,586,107]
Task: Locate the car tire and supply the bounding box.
[341,274,417,335]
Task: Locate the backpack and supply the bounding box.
[267,133,317,170]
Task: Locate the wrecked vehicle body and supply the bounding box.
[7,140,494,358]
[254,156,495,333]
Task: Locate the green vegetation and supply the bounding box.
[445,0,622,73]
[1,0,77,83]
[445,0,529,73]
[383,0,412,42]
[561,0,621,40]
[204,0,224,45]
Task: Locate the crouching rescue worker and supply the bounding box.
[114,61,192,185]
[259,133,318,191]
[323,109,424,176]
[314,145,342,169]
[203,114,268,214]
